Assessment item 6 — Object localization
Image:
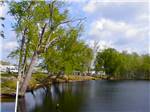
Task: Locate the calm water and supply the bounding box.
[1,80,150,112]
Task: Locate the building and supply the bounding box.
[0,64,18,73]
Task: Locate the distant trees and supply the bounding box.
[95,48,150,80]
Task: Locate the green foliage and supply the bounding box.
[1,73,17,77]
[42,28,93,75]
[8,0,90,78]
[8,0,69,54]
[95,48,150,79]
[95,48,119,75]
[8,1,76,74]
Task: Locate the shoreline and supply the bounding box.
[1,74,149,99]
[1,75,100,99]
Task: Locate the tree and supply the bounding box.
[9,0,85,95]
[95,48,150,79]
[90,41,100,71]
[42,27,93,75]
[95,48,121,76]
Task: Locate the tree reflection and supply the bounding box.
[17,97,27,112]
[18,82,86,112]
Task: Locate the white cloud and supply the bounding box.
[83,1,149,54]
[83,1,97,13]
[0,3,7,17]
[86,39,114,51]
[83,0,149,13]
[87,18,148,53]
[0,4,4,17]
[89,18,144,39]
[135,12,149,24]
[2,41,18,51]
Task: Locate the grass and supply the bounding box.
[1,80,17,94]
[1,73,101,94]
[67,75,96,81]
[1,73,17,77]
[32,73,47,82]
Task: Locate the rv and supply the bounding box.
[0,65,18,73]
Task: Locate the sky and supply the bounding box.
[0,0,149,63]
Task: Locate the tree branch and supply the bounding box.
[44,1,55,51]
[45,35,62,52]
[44,17,86,52]
[18,28,27,76]
[37,23,47,49]
[58,17,86,26]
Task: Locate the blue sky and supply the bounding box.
[0,0,149,63]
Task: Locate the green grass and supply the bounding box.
[1,73,100,94]
[1,73,17,77]
[1,80,17,94]
[32,73,47,80]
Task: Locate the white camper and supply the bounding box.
[0,65,18,73]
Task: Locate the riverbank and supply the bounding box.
[1,73,149,98]
[1,73,100,98]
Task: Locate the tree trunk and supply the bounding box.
[18,28,27,76]
[20,51,38,96]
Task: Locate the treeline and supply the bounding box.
[95,48,150,80]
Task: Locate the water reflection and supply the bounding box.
[18,82,87,112]
[18,98,27,112]
[1,80,150,112]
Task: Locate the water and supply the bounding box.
[1,80,150,112]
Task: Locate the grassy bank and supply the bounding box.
[1,73,149,98]
[1,73,99,95]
